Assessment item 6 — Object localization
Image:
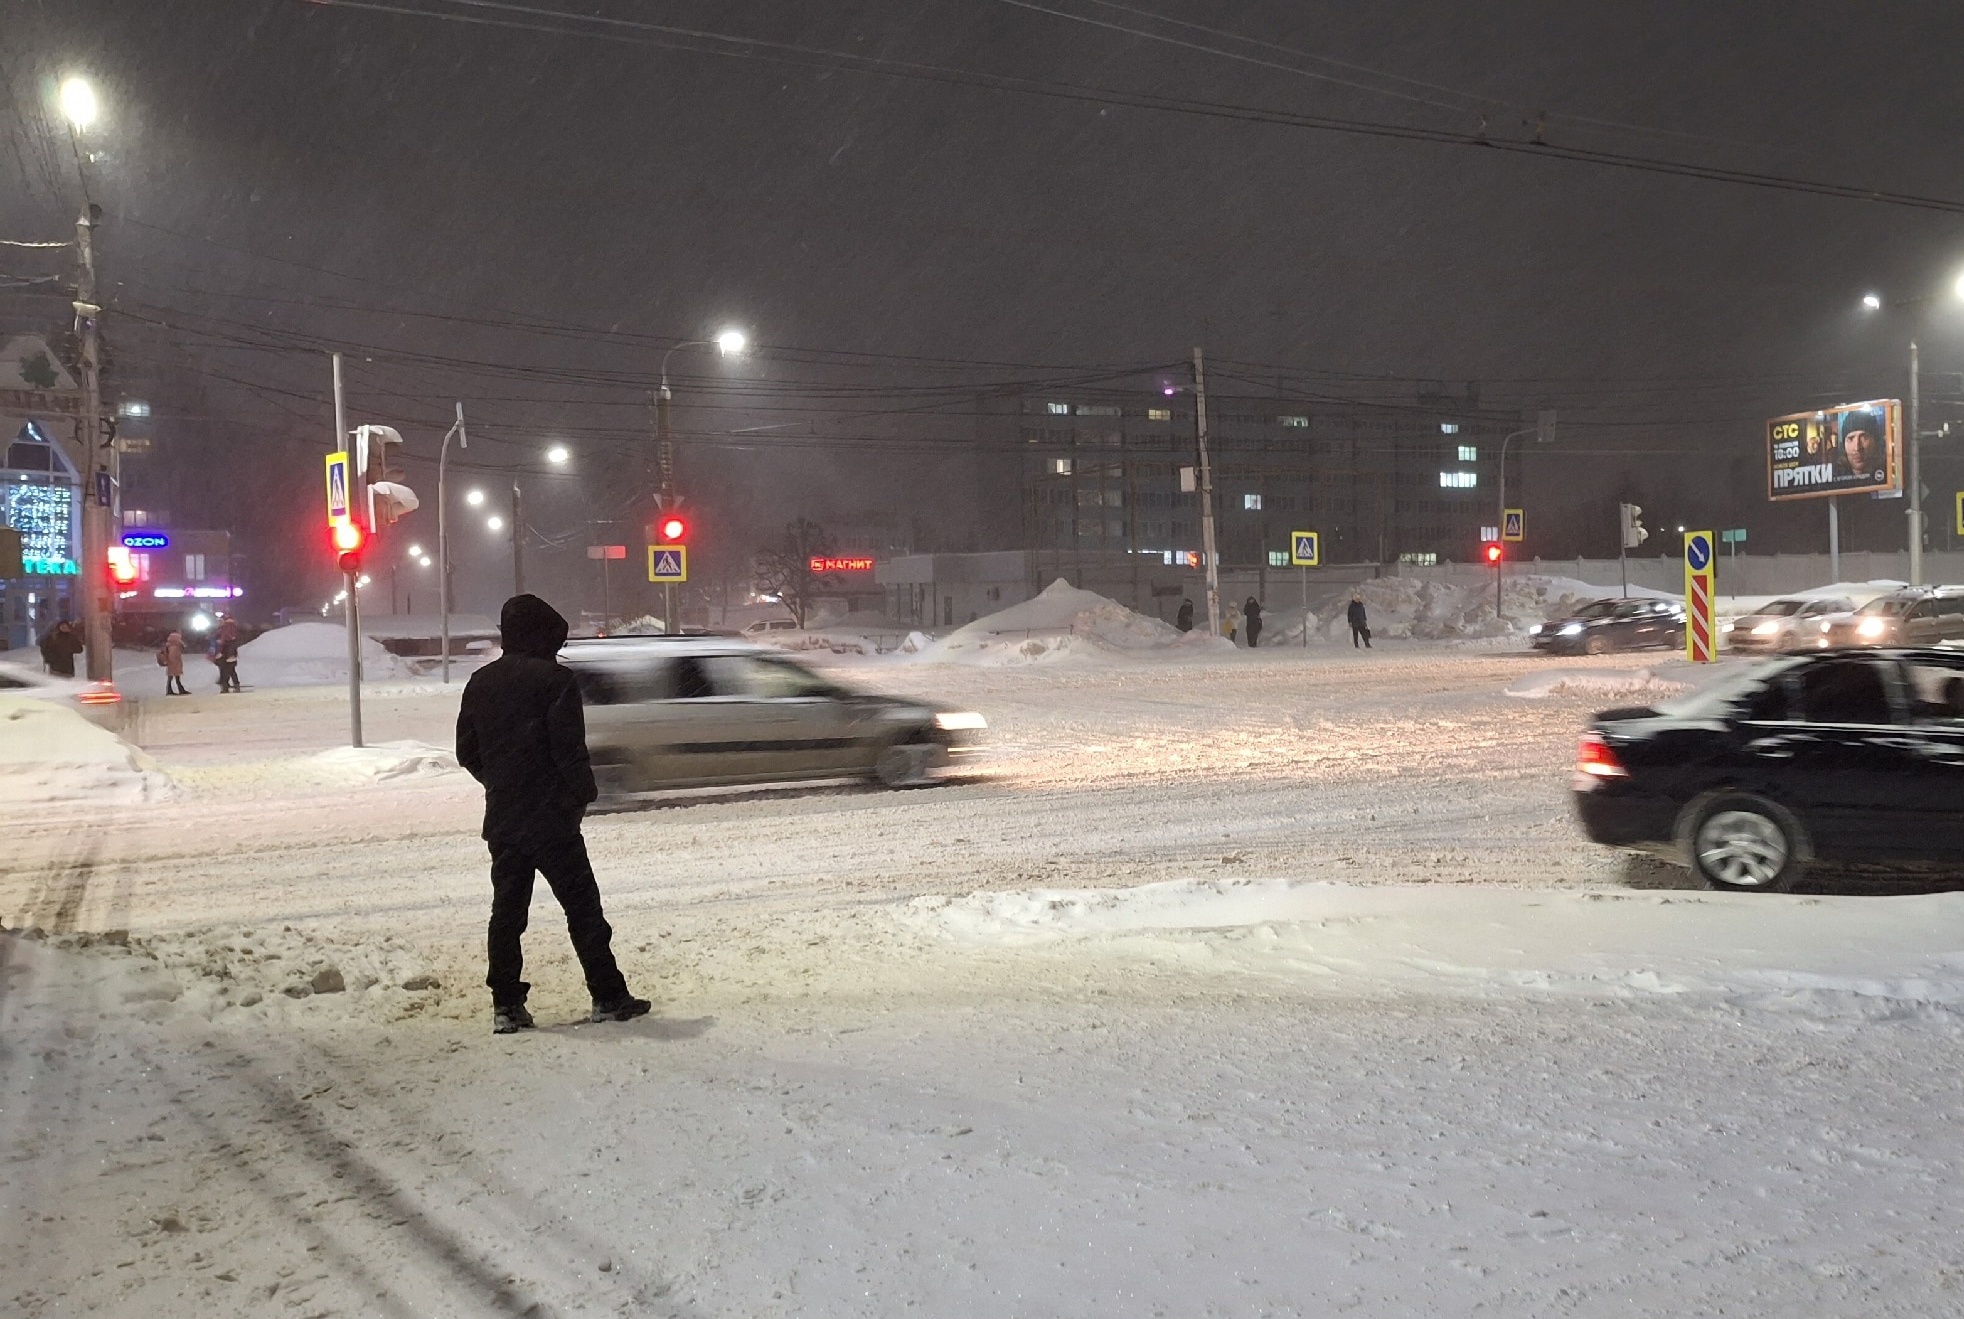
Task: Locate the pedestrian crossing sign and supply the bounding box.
[324,451,351,523]
[1290,531,1320,567]
[648,545,687,583]
[1502,509,1524,542]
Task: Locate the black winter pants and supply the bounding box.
[1351,624,1371,648]
[486,833,629,1008]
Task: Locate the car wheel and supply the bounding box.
[872,741,940,788]
[1687,796,1803,892]
[1583,633,1610,655]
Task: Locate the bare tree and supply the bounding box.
[753,517,834,628]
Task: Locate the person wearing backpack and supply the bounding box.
[157,630,189,695]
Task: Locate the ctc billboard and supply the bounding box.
[1766,399,1901,501]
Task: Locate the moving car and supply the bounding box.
[1573,648,1964,890]
[1528,598,1685,655]
[558,637,984,795]
[1721,595,1854,653]
[1819,587,1964,649]
[741,618,800,636]
[0,660,125,731]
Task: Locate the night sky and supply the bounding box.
[6,0,1964,614]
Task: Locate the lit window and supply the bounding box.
[1048,402,1071,415]
[1048,457,1073,476]
[1148,408,1172,421]
[117,400,150,418]
[1243,493,1263,510]
[1439,471,1478,489]
[1440,422,1460,434]
[1267,550,1290,567]
[185,553,207,580]
[1457,445,1478,462]
[1278,415,1309,428]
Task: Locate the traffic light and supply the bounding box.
[106,544,137,585]
[353,424,418,528]
[333,519,365,575]
[657,513,689,543]
[1619,502,1649,550]
[1484,542,1503,565]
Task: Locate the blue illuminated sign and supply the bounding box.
[122,532,170,549]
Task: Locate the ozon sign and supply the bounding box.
[809,555,875,574]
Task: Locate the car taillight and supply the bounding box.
[1575,731,1628,785]
[77,684,121,705]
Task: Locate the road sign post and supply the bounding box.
[1684,530,1717,663]
[1290,531,1319,648]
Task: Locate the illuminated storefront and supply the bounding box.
[1,420,81,651]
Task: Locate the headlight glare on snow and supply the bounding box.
[934,711,987,731]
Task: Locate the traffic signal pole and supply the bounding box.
[1192,346,1221,641]
[75,206,111,682]
[333,352,363,748]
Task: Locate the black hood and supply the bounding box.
[499,594,569,660]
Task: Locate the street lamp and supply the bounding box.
[466,488,485,507]
[1494,410,1556,620]
[59,78,98,129]
[1858,277,1964,584]
[486,514,505,532]
[546,444,569,465]
[654,328,749,633]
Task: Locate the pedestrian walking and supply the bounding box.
[1223,601,1241,645]
[1175,599,1194,633]
[212,616,242,692]
[1347,593,1373,649]
[38,620,81,677]
[456,593,649,1035]
[158,630,189,695]
[1243,596,1263,649]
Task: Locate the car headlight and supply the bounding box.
[933,711,987,731]
[1818,620,1833,632]
[1720,621,1735,633]
[1857,617,1887,639]
[1751,621,1779,636]
[1558,622,1584,636]
[1528,623,1543,635]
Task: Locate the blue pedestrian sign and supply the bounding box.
[1685,532,1713,571]
[1290,530,1320,567]
[648,544,688,583]
[324,451,351,523]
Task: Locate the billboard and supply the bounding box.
[1766,399,1901,501]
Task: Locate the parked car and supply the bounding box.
[741,618,801,636]
[1819,587,1964,649]
[0,660,126,731]
[1573,648,1964,890]
[1528,598,1685,655]
[1721,595,1855,653]
[558,637,984,795]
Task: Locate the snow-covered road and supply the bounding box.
[6,645,1964,1316]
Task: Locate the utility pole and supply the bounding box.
[438,403,466,683]
[74,206,110,682]
[1909,342,1923,587]
[510,480,525,596]
[656,383,677,634]
[333,352,363,748]
[1193,346,1221,640]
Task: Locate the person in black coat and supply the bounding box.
[1175,599,1194,633]
[457,594,648,1034]
[38,620,81,677]
[1243,596,1263,649]
[1346,593,1372,649]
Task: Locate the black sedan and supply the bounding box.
[1529,598,1685,655]
[1574,649,1964,890]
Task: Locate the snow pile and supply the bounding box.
[7,923,447,1024]
[238,622,420,687]
[310,739,460,783]
[1309,574,1671,644]
[1504,667,1692,701]
[905,878,1964,1017]
[915,580,1212,665]
[0,695,171,805]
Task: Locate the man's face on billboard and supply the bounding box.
[1843,424,1877,474]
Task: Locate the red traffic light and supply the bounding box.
[657,514,689,543]
[333,521,365,553]
[1484,542,1503,565]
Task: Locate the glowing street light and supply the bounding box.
[1862,292,1882,311]
[486,514,505,532]
[546,444,570,464]
[465,488,486,507]
[59,77,98,129]
[418,555,433,568]
[406,543,424,557]
[715,327,747,356]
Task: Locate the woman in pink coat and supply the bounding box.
[159,630,189,695]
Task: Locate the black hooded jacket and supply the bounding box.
[456,595,597,844]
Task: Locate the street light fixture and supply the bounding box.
[654,327,750,633]
[715,328,747,356]
[1855,276,1964,583]
[546,444,569,465]
[486,514,505,532]
[1862,292,1883,311]
[466,488,485,507]
[59,78,98,129]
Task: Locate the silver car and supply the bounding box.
[559,638,984,794]
[1722,596,1854,653]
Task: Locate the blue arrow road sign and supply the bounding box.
[1686,533,1712,570]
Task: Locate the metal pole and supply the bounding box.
[75,208,110,682]
[1192,346,1221,639]
[333,353,362,747]
[657,378,677,635]
[1300,565,1307,648]
[439,403,466,683]
[1829,496,1840,585]
[601,555,612,630]
[1910,342,1923,587]
[1496,432,1512,622]
[510,480,524,596]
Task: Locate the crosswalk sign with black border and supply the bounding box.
[1290,531,1320,567]
[648,545,688,583]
